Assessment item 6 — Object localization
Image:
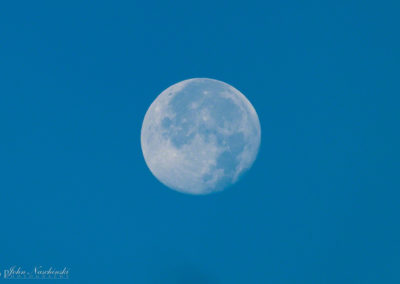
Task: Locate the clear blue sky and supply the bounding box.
[1,1,399,283]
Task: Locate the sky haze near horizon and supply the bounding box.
[1,1,399,283]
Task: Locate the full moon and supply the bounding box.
[141,78,261,195]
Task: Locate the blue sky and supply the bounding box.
[1,1,399,283]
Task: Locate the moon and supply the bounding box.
[141,78,261,195]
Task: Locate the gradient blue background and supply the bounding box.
[1,1,399,283]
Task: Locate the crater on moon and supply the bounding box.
[141,78,261,195]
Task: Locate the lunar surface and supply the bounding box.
[141,78,261,195]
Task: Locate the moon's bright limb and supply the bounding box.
[141,78,261,195]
